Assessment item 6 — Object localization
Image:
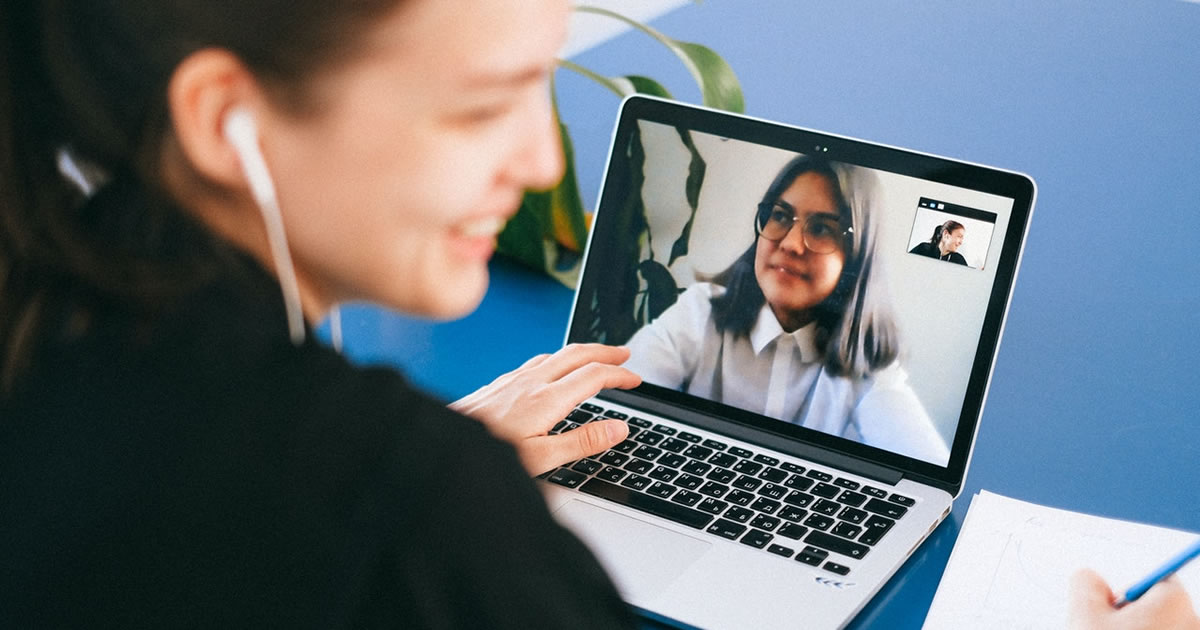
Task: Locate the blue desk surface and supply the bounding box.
[330,1,1200,627]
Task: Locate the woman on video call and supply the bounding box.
[624,155,950,464]
[910,219,969,265]
[2,0,1195,627]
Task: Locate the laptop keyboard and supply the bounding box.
[539,403,916,577]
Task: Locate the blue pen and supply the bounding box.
[1113,537,1200,608]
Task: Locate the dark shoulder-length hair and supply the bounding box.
[709,155,900,379]
[928,220,965,247]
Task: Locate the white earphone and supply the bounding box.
[222,107,307,345]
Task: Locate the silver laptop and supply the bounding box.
[538,95,1036,629]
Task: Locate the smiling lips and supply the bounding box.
[453,215,508,239]
[769,262,809,281]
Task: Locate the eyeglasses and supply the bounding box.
[754,201,852,254]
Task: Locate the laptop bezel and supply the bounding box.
[565,95,1035,495]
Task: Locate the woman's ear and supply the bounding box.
[166,48,262,190]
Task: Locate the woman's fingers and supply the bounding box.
[523,344,633,383]
[519,420,630,476]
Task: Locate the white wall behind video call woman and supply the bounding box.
[635,120,1015,449]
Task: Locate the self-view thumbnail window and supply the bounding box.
[906,197,997,270]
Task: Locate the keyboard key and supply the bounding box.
[626,425,641,437]
[580,402,604,414]
[740,529,773,549]
[783,491,815,508]
[753,454,780,466]
[612,439,637,453]
[623,459,652,475]
[646,481,676,498]
[699,481,730,498]
[796,547,827,566]
[548,468,587,488]
[726,489,756,506]
[750,497,781,515]
[652,424,678,436]
[863,498,908,520]
[732,460,763,476]
[677,431,702,443]
[832,522,863,540]
[750,514,781,532]
[758,467,788,483]
[705,467,736,484]
[596,466,627,483]
[729,447,754,459]
[779,506,808,522]
[634,431,664,446]
[674,474,704,490]
[781,462,806,474]
[784,475,815,492]
[631,445,662,461]
[697,497,728,515]
[725,506,754,523]
[567,409,594,423]
[684,445,714,460]
[767,544,795,558]
[550,420,567,433]
[824,562,851,576]
[659,453,687,469]
[837,490,867,507]
[603,410,629,420]
[862,485,887,498]
[838,507,868,524]
[648,466,678,482]
[732,475,763,491]
[659,438,688,453]
[571,459,603,475]
[671,490,703,507]
[813,499,841,516]
[778,523,809,540]
[707,518,746,540]
[580,478,713,529]
[859,515,895,546]
[812,483,841,499]
[805,531,870,560]
[702,439,728,451]
[833,478,860,490]
[561,422,581,433]
[804,514,834,530]
[758,483,788,500]
[708,452,737,468]
[628,416,652,428]
[889,494,916,507]
[600,451,629,466]
[619,474,652,491]
[681,460,711,475]
[805,470,833,482]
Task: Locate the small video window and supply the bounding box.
[906,198,998,270]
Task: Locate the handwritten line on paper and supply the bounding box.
[922,490,1200,630]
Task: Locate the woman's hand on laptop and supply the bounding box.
[1068,569,1200,630]
[449,343,642,476]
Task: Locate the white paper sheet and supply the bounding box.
[922,490,1200,629]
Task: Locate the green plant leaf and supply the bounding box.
[575,6,744,113]
[623,75,673,99]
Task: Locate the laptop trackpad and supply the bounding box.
[554,500,711,600]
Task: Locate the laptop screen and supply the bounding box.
[568,97,1034,482]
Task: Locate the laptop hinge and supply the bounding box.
[597,389,905,486]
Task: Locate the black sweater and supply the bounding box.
[0,236,633,628]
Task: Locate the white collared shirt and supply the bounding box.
[623,283,950,465]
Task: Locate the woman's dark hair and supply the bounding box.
[709,155,900,379]
[0,0,404,393]
[929,220,965,247]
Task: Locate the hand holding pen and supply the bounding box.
[1068,539,1200,630]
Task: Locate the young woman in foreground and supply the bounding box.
[1,0,1193,627]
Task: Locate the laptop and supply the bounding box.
[538,95,1036,629]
